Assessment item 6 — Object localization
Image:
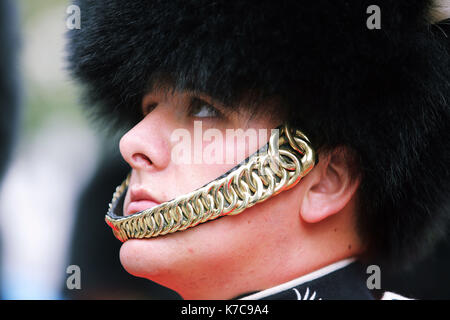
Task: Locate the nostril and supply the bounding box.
[131,153,153,168]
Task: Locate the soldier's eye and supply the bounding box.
[142,102,157,117]
[188,97,222,118]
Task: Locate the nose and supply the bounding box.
[119,107,171,171]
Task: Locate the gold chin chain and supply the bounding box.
[105,124,316,242]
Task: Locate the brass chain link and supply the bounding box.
[105,124,316,242]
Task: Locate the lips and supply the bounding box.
[125,187,161,216]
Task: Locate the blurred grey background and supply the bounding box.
[0,0,99,299]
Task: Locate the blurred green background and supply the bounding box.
[19,0,87,136]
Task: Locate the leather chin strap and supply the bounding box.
[105,124,316,242]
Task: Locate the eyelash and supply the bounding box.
[187,97,223,119]
[142,103,157,116]
[141,97,224,120]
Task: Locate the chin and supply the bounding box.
[119,238,175,281]
[117,215,248,285]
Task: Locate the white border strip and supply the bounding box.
[381,291,412,300]
[240,258,357,300]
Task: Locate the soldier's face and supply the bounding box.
[118,89,304,299]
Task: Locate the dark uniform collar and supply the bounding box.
[238,258,375,300]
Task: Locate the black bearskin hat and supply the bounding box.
[66,0,450,268]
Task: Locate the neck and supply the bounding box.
[142,192,363,300]
[174,233,362,300]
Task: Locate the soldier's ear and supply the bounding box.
[298,149,360,224]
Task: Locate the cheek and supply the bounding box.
[167,123,274,197]
[222,131,270,166]
[168,134,268,195]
